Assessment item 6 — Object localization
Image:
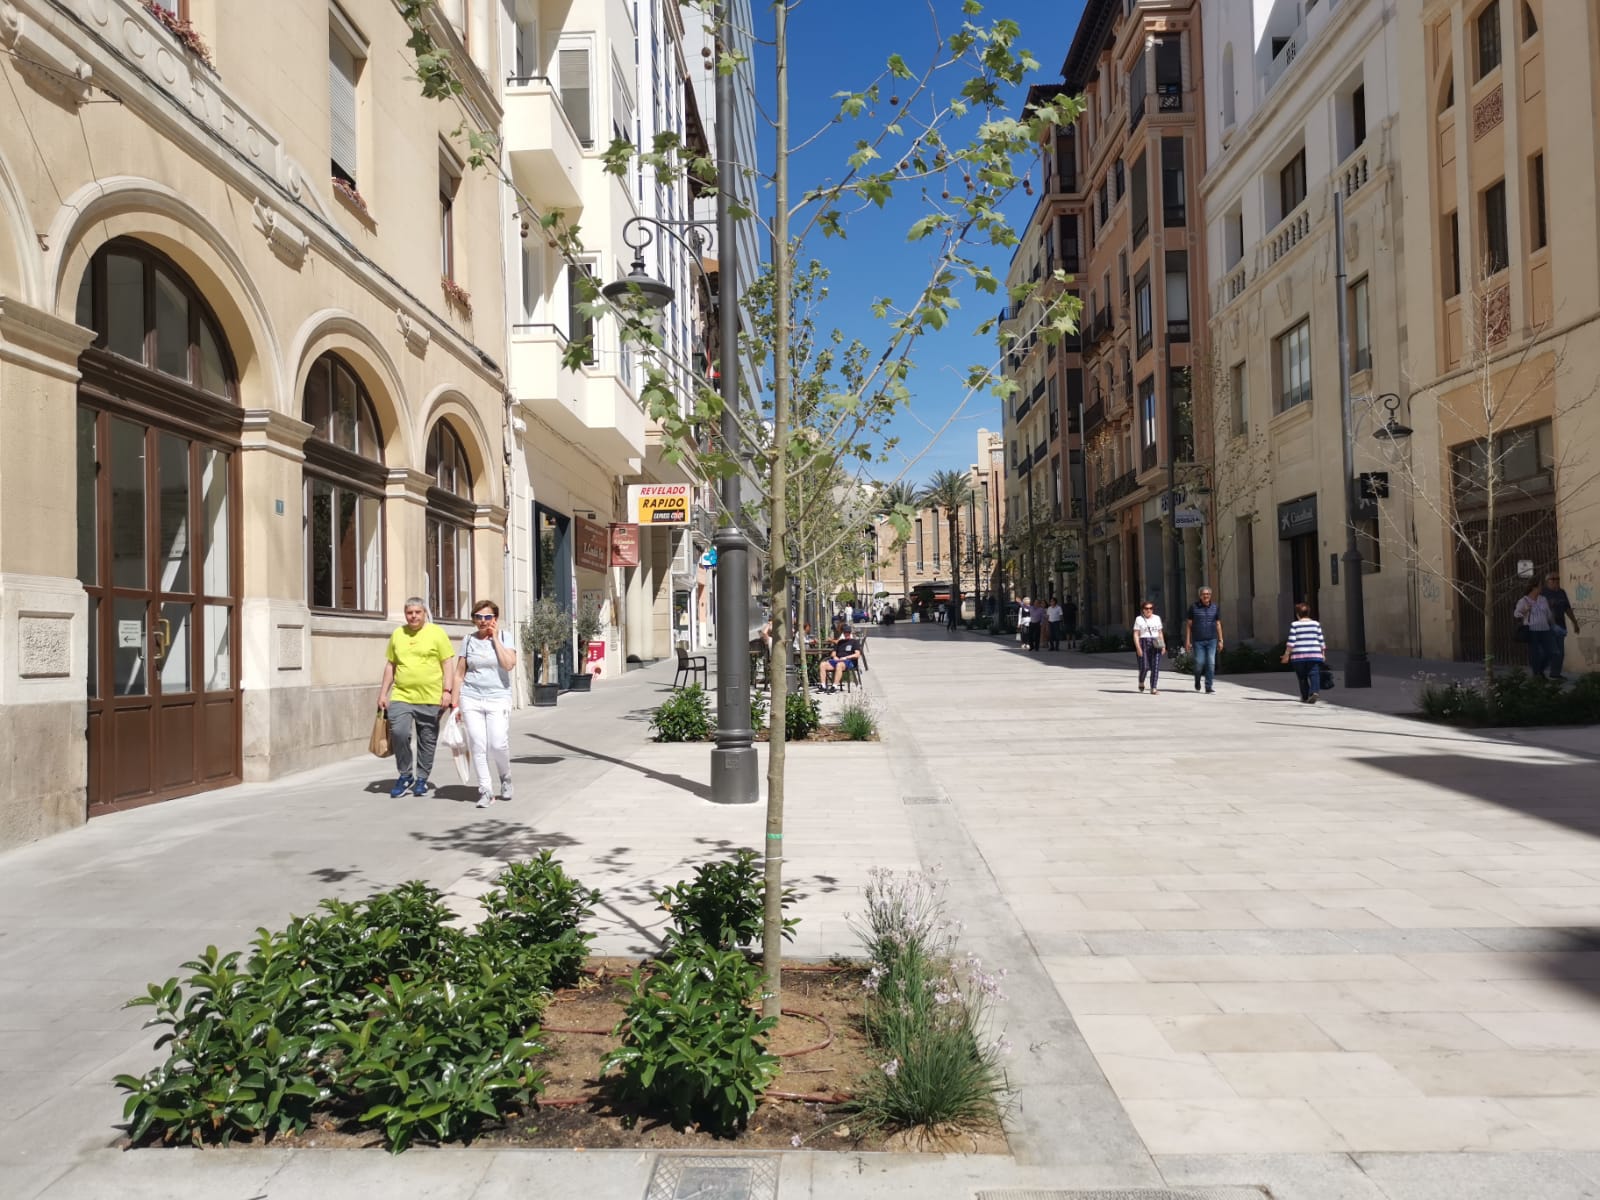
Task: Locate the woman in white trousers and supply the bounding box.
[453,600,518,809]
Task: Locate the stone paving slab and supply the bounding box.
[7,627,1600,1198]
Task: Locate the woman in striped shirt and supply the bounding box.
[1280,602,1327,704]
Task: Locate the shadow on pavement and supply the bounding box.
[408,820,580,860]
[526,732,712,801]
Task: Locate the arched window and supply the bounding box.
[303,353,384,613]
[74,239,236,398]
[425,420,474,621]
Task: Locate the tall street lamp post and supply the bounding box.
[1334,188,1371,689]
[603,4,755,803]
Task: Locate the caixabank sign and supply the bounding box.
[626,484,691,525]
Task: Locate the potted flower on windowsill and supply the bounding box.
[569,596,604,692]
[520,598,572,707]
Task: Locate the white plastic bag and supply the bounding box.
[439,709,471,784]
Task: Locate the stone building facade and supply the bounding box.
[0,0,507,847]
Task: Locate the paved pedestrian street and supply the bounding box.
[5,624,1600,1199]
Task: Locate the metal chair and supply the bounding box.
[673,642,707,690]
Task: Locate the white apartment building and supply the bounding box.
[1200,0,1417,651]
[497,0,718,687]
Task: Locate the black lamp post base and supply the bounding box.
[710,744,760,805]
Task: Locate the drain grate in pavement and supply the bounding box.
[902,794,950,805]
[644,1154,779,1200]
[975,1189,1271,1200]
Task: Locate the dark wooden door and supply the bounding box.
[1456,506,1558,666]
[80,404,241,813]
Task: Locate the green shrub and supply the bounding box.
[1418,677,1489,723]
[1217,642,1290,673]
[785,691,822,740]
[837,699,878,741]
[750,688,769,731]
[652,849,795,952]
[1077,632,1133,653]
[603,944,779,1135]
[1417,670,1600,726]
[476,851,600,989]
[115,869,578,1151]
[650,685,714,741]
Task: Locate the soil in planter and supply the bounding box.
[225,961,1005,1154]
[491,962,903,1152]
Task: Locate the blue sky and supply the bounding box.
[748,0,1087,485]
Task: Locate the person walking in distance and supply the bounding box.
[378,597,456,796]
[454,600,518,810]
[1062,595,1079,649]
[1281,602,1327,704]
[1184,586,1225,694]
[1017,596,1033,650]
[1046,596,1064,651]
[1133,600,1165,694]
[1513,579,1555,678]
[1542,570,1582,682]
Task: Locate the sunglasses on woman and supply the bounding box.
[473,613,495,622]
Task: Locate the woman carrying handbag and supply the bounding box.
[1282,602,1327,704]
[1133,600,1165,694]
[1513,580,1554,677]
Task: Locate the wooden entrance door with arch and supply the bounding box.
[74,239,244,814]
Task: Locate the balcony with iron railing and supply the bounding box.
[1141,440,1158,473]
[1094,468,1139,510]
[1084,398,1105,433]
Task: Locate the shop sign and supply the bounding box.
[609,523,640,567]
[1277,495,1318,539]
[575,517,609,573]
[1174,506,1206,529]
[626,483,691,525]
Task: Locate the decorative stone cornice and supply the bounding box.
[472,503,508,533]
[240,409,312,461]
[386,467,434,504]
[396,308,431,357]
[0,1,93,105]
[0,297,95,380]
[250,198,310,269]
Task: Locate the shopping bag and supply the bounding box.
[1320,664,1336,690]
[439,709,472,784]
[369,709,392,758]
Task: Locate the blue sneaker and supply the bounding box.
[389,774,413,798]
[412,778,432,797]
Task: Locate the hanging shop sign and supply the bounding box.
[575,517,610,572]
[626,483,691,525]
[1174,506,1206,529]
[609,523,640,567]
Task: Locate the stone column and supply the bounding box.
[237,409,312,781]
[0,298,96,848]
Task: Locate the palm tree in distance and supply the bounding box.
[919,469,976,626]
[876,480,918,608]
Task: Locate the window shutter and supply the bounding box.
[329,38,359,181]
[559,47,592,145]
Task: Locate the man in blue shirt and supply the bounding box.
[1543,571,1582,682]
[1184,586,1225,694]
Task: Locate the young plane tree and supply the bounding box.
[399,0,1081,1011]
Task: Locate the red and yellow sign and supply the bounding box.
[626,483,691,526]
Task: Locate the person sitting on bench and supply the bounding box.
[822,626,862,693]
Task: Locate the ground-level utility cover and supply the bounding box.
[645,1154,780,1200]
[975,1189,1271,1200]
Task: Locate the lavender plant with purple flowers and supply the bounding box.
[846,867,1010,1133]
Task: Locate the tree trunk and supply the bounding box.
[761,0,792,1020]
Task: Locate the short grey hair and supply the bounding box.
[404,596,427,611]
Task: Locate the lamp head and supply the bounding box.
[601,258,675,334]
